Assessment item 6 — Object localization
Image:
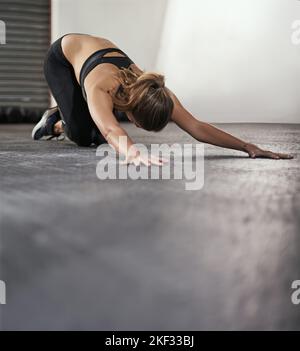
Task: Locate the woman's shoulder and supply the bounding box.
[85,64,143,100]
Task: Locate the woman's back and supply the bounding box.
[61,33,142,95]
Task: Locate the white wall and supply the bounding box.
[156,0,300,123]
[51,0,168,70]
[52,0,300,123]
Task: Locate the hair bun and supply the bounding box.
[152,76,165,89]
[137,72,165,90]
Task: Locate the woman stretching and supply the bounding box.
[32,33,293,165]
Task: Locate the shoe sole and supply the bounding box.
[31,107,58,140]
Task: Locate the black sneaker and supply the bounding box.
[32,107,62,140]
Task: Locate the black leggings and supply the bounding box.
[44,36,125,146]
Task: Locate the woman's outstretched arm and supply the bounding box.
[167,89,293,160]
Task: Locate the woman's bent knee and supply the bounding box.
[75,139,93,147]
[64,126,92,147]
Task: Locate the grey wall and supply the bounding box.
[156,0,300,123]
[51,0,168,70]
[52,0,300,123]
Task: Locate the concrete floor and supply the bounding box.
[0,122,299,331]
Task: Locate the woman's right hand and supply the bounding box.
[244,143,294,160]
[121,152,167,166]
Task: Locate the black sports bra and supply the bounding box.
[79,48,135,101]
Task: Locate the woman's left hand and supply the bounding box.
[244,143,294,160]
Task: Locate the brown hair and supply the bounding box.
[112,68,174,132]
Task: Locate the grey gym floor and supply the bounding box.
[0,122,299,331]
